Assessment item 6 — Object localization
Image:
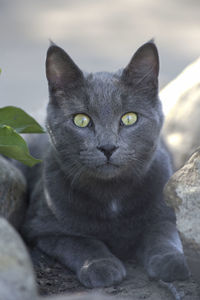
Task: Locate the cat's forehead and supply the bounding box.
[83,72,151,117]
[84,72,123,113]
[59,71,155,118]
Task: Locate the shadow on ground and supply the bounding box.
[31,247,200,300]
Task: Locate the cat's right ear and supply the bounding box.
[46,44,84,90]
[121,41,159,95]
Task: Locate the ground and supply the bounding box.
[31,247,200,300]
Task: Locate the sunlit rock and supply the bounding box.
[160,57,200,170]
[164,148,200,284]
[0,217,37,300]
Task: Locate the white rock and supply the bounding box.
[164,148,200,284]
[0,156,27,229]
[164,148,200,245]
[160,57,200,116]
[160,57,200,170]
[0,217,37,300]
[39,293,127,300]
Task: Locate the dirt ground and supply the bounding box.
[31,246,200,300]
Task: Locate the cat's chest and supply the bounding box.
[81,193,128,220]
[68,193,141,235]
[46,186,146,256]
[108,199,121,216]
[73,184,135,218]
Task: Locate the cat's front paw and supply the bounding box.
[78,257,126,288]
[147,252,190,282]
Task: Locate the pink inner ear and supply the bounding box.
[46,57,69,87]
[46,53,63,81]
[128,54,158,77]
[46,46,84,88]
[129,42,159,76]
[49,62,63,81]
[134,47,157,65]
[144,53,155,64]
[141,55,158,73]
[121,43,159,90]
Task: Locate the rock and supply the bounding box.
[0,156,27,229]
[160,57,200,116]
[39,293,127,300]
[0,217,37,300]
[164,148,200,284]
[164,147,200,244]
[160,57,200,170]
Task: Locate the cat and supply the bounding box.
[21,41,189,288]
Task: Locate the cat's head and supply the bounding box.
[45,41,163,182]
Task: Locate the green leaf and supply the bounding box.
[0,125,42,167]
[0,106,45,133]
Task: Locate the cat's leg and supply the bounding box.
[137,221,190,282]
[37,236,126,288]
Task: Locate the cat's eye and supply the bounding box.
[121,112,138,126]
[73,114,91,128]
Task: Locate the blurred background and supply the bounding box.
[1,0,200,121]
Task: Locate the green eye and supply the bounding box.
[121,112,137,126]
[73,114,91,128]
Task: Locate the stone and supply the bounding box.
[160,57,200,116]
[39,293,126,300]
[164,147,200,244]
[0,156,27,229]
[164,148,200,284]
[160,57,200,170]
[0,217,37,300]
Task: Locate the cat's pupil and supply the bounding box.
[74,114,90,128]
[121,112,137,126]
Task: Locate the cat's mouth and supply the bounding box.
[96,161,120,169]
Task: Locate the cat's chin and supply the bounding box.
[94,163,122,180]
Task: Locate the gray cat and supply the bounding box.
[21,41,189,288]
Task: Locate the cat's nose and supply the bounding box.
[97,144,118,160]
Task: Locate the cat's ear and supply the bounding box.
[46,44,84,90]
[121,41,159,92]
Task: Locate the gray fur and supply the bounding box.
[21,42,189,288]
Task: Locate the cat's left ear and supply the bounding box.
[46,43,84,90]
[121,41,159,92]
